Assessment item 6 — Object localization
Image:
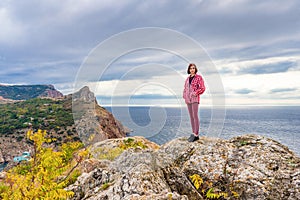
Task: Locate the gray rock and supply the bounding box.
[0,150,4,163]
[66,134,300,200]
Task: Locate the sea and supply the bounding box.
[105,106,300,156]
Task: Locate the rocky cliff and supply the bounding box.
[71,86,129,145]
[66,135,300,200]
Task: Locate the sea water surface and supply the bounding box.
[105,106,300,156]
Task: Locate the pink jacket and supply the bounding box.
[183,74,205,104]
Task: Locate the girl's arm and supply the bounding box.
[194,76,205,96]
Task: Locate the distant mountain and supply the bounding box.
[0,84,63,100]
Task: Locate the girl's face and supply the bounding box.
[189,66,196,74]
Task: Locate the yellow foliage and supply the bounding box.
[0,129,87,200]
[189,173,240,199]
[189,174,203,190]
[206,188,228,199]
[231,191,239,198]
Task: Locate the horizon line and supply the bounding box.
[100,104,300,108]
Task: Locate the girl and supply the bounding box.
[183,63,205,142]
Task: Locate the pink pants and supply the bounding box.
[187,103,199,135]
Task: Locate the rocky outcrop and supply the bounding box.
[71,86,128,145]
[66,135,300,200]
[39,85,63,99]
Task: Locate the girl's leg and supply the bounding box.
[187,103,196,134]
[191,103,199,136]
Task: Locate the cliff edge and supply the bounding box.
[66,134,300,200]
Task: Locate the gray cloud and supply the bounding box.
[0,61,78,84]
[239,61,297,75]
[211,40,300,62]
[235,89,255,94]
[270,88,297,93]
[2,0,300,59]
[218,67,233,74]
[130,94,178,100]
[98,50,186,81]
[97,94,177,100]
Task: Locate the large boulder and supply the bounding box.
[66,135,300,200]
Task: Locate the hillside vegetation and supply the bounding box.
[0,98,77,143]
[0,84,62,100]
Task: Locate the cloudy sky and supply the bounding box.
[1,0,299,106]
